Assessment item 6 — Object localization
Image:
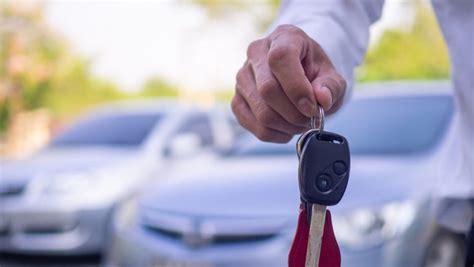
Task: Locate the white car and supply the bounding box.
[0,100,235,256]
[107,82,466,267]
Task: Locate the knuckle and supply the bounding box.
[235,66,246,82]
[230,96,241,114]
[258,79,278,100]
[230,97,252,131]
[288,26,305,37]
[274,24,292,33]
[235,68,248,93]
[274,24,306,39]
[231,98,247,124]
[255,106,276,127]
[275,24,299,34]
[268,45,293,69]
[246,39,265,58]
[235,70,242,84]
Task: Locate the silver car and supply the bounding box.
[0,100,235,256]
[108,82,466,267]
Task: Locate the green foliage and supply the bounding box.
[0,100,11,133]
[45,57,127,117]
[0,0,452,136]
[138,77,179,98]
[357,3,449,81]
[0,3,128,129]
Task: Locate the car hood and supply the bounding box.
[140,154,433,219]
[0,146,140,187]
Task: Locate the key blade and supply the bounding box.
[305,204,327,267]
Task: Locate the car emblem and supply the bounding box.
[182,222,214,248]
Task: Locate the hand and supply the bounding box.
[231,25,346,143]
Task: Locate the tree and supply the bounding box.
[357,2,449,81]
[0,2,126,133]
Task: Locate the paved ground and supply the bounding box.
[0,253,101,267]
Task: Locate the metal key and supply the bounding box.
[296,106,350,267]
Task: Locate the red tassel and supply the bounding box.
[288,204,341,267]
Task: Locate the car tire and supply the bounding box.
[423,228,466,267]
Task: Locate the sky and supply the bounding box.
[44,0,413,93]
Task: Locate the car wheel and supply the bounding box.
[423,228,465,267]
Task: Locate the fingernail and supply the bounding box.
[297,98,316,117]
[322,86,334,107]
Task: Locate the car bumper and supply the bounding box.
[107,208,434,267]
[0,200,114,255]
[107,223,291,267]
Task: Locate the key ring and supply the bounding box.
[311,105,325,134]
[296,105,325,157]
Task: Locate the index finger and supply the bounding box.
[267,34,316,117]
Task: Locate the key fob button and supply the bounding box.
[316,174,332,192]
[333,161,347,175]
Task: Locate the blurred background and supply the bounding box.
[1,1,462,267]
[0,0,448,157]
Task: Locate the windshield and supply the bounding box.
[229,135,296,156]
[51,112,162,147]
[230,95,453,156]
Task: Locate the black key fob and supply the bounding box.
[298,131,350,206]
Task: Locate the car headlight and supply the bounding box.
[43,173,95,195]
[30,170,130,202]
[333,200,417,250]
[40,171,121,196]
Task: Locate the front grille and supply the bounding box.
[213,233,277,244]
[145,226,181,240]
[21,222,77,235]
[143,225,277,245]
[0,183,25,197]
[23,226,65,235]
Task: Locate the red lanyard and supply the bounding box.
[288,203,341,267]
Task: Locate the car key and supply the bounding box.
[296,106,350,267]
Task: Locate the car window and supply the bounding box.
[176,114,214,147]
[328,95,453,155]
[229,95,453,156]
[51,112,162,147]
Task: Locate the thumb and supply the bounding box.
[311,73,346,113]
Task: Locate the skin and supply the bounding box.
[232,24,347,143]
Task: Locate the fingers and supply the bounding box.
[235,64,305,136]
[231,93,292,143]
[267,26,317,117]
[248,41,310,128]
[232,24,347,143]
[311,72,347,114]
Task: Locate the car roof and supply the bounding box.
[84,98,198,116]
[353,80,452,98]
[82,81,452,118]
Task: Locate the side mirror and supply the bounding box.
[164,133,202,158]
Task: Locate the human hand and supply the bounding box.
[232,25,346,143]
